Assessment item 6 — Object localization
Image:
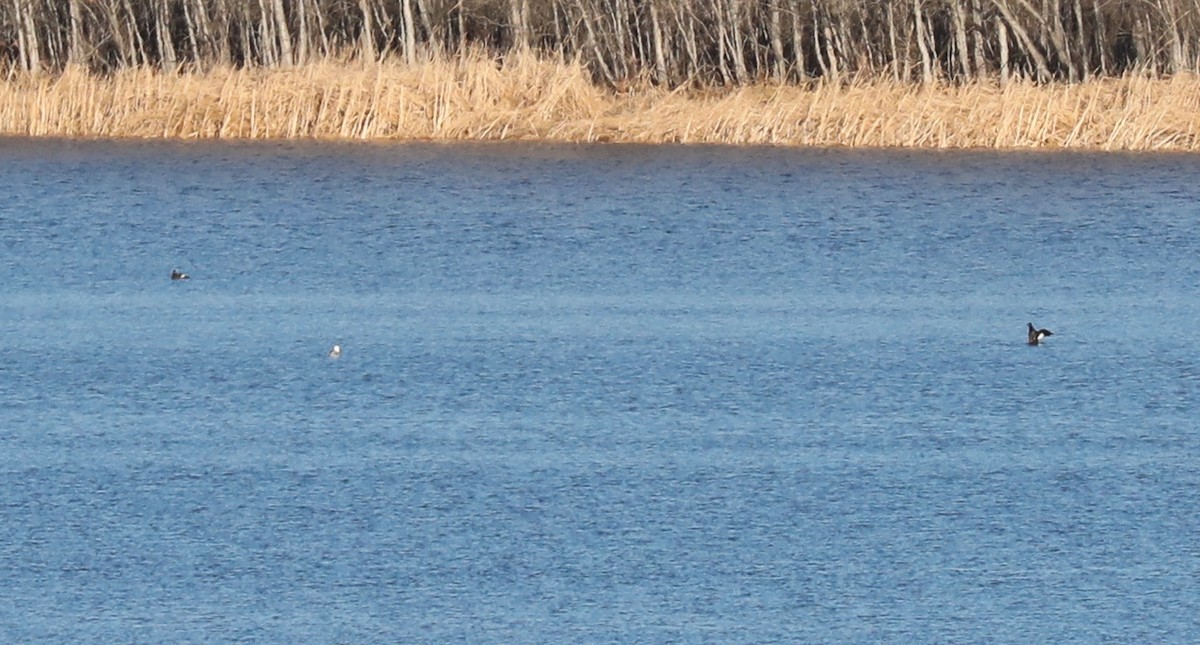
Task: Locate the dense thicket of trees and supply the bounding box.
[0,0,1191,84]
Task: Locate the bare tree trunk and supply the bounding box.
[823,22,840,80]
[610,0,631,80]
[768,0,785,80]
[952,0,973,77]
[649,0,668,82]
[237,0,253,65]
[271,0,294,66]
[1072,0,1088,79]
[728,0,748,82]
[296,0,309,64]
[997,15,1010,83]
[857,12,876,74]
[1133,14,1150,72]
[43,14,66,69]
[157,0,178,70]
[359,0,376,61]
[123,0,148,65]
[791,0,808,80]
[257,0,277,66]
[510,0,529,50]
[413,0,434,51]
[835,15,854,73]
[1162,0,1185,73]
[555,0,570,60]
[13,0,42,72]
[401,0,417,62]
[310,0,331,59]
[914,0,934,83]
[181,0,200,64]
[456,0,466,54]
[809,0,828,77]
[886,0,904,81]
[68,0,86,67]
[716,0,732,82]
[677,1,701,82]
[1049,0,1078,80]
[971,0,988,77]
[188,0,222,67]
[1092,0,1108,74]
[211,0,232,66]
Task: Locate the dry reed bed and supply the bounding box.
[2,55,1199,150]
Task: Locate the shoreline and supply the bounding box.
[3,57,1198,151]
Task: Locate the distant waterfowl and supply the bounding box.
[328,344,342,358]
[170,269,189,281]
[1027,322,1053,345]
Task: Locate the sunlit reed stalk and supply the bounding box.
[2,54,1199,150]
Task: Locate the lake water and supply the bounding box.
[2,138,1199,642]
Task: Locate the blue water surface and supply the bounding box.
[1,139,1199,642]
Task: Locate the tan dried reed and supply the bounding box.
[2,54,1199,150]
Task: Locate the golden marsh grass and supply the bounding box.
[2,54,1199,150]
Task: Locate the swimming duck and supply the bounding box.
[329,344,342,358]
[1027,322,1052,345]
[171,269,189,280]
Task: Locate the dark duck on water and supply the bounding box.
[1027,322,1052,345]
